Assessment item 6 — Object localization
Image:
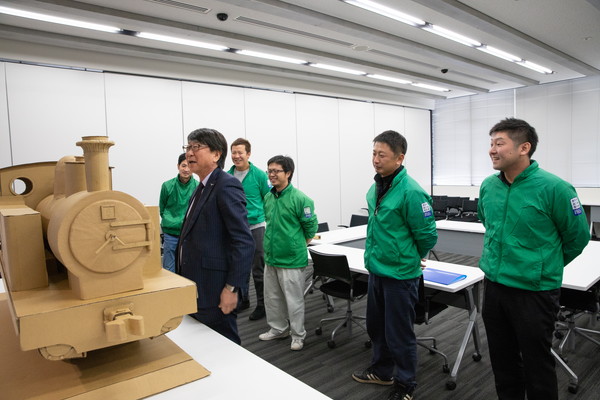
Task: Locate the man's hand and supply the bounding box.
[420,258,428,270]
[219,288,238,314]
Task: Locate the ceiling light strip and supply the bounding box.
[236,50,307,64]
[342,0,553,74]
[0,6,120,33]
[0,5,450,93]
[343,0,425,26]
[309,63,366,75]
[136,32,228,51]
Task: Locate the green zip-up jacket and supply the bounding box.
[159,175,199,236]
[364,167,438,280]
[478,160,590,291]
[227,162,270,225]
[264,183,318,268]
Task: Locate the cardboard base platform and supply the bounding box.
[0,294,210,399]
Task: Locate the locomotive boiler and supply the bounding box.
[0,136,197,360]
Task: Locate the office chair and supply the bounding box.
[305,222,335,312]
[415,276,450,373]
[317,222,330,233]
[445,196,463,219]
[338,213,369,228]
[433,198,448,220]
[309,249,368,348]
[554,285,600,359]
[460,199,479,222]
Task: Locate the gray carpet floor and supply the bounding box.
[236,251,600,400]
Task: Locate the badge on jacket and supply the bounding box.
[570,197,583,216]
[304,206,312,218]
[422,202,433,218]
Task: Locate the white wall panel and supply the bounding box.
[338,99,374,226]
[374,102,405,136]
[5,63,106,165]
[104,73,183,206]
[0,63,10,168]
[404,108,432,193]
[571,77,600,186]
[295,94,340,227]
[243,89,297,184]
[182,81,245,155]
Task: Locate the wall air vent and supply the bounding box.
[144,0,210,13]
[235,16,354,47]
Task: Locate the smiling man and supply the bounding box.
[353,130,437,400]
[478,118,589,399]
[227,138,270,320]
[259,155,317,351]
[159,153,198,272]
[177,128,255,345]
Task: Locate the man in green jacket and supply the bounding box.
[227,138,270,320]
[159,153,198,272]
[353,131,437,400]
[478,118,589,400]
[258,155,318,351]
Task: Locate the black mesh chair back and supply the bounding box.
[349,214,369,227]
[308,248,368,348]
[309,249,355,294]
[317,222,330,233]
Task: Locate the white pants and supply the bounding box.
[264,265,307,340]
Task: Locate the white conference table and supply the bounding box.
[311,221,486,258]
[0,279,331,400]
[309,243,484,390]
[434,219,485,258]
[561,240,600,291]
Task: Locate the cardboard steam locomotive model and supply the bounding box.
[0,136,197,361]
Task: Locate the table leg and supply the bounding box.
[446,284,482,390]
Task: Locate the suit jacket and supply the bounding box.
[177,167,255,309]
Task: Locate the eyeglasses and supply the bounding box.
[267,169,285,175]
[183,143,208,152]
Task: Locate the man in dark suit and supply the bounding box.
[177,128,255,345]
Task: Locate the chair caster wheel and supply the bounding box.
[442,364,450,373]
[446,380,457,390]
[327,340,336,349]
[472,353,482,362]
[315,327,322,335]
[327,305,334,313]
[365,340,372,348]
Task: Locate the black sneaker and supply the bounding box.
[249,305,265,320]
[387,383,414,400]
[351,367,393,386]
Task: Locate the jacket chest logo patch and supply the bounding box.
[570,197,583,216]
[422,202,433,218]
[304,207,312,218]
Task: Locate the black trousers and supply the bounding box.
[482,279,560,400]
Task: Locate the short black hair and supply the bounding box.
[187,128,228,169]
[231,137,251,153]
[267,155,295,183]
[373,130,407,156]
[489,118,538,157]
[178,153,186,165]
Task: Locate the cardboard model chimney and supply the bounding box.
[0,136,197,360]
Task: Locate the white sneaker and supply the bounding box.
[290,338,304,351]
[258,330,290,341]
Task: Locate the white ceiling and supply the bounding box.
[0,0,599,101]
